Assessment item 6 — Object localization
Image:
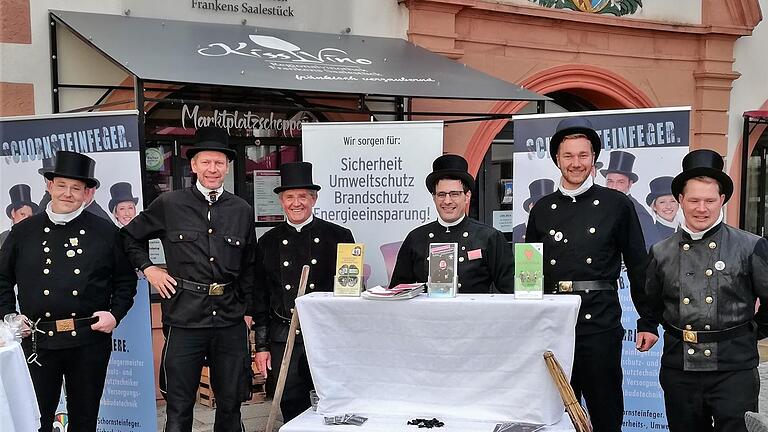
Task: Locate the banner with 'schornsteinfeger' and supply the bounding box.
[0,111,156,432]
[512,107,691,432]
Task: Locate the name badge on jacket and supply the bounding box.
[467,249,483,260]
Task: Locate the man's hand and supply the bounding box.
[255,351,271,378]
[18,314,31,338]
[244,315,253,328]
[91,311,118,333]
[144,266,177,298]
[636,331,659,352]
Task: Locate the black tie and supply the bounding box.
[209,191,218,203]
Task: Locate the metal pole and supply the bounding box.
[135,77,148,202]
[759,147,766,237]
[740,114,750,229]
[49,14,60,113]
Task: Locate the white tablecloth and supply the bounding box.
[0,341,41,432]
[296,293,580,425]
[282,409,576,432]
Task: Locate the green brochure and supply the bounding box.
[514,243,543,299]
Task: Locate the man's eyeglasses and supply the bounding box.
[434,191,465,199]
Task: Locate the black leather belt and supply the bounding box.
[555,280,617,293]
[663,321,754,344]
[174,277,231,296]
[36,316,98,333]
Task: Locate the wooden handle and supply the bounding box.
[266,265,311,432]
[543,350,592,432]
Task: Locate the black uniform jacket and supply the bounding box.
[0,212,137,349]
[646,223,768,371]
[526,184,656,336]
[121,187,256,328]
[254,217,353,346]
[389,217,515,294]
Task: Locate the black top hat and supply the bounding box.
[38,154,56,175]
[549,117,602,165]
[600,151,639,183]
[42,151,99,188]
[645,176,674,206]
[671,149,733,203]
[523,179,555,212]
[6,184,39,218]
[274,162,321,194]
[425,154,475,194]
[186,127,236,161]
[108,182,139,212]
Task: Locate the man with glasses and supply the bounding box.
[389,154,515,293]
[525,117,657,432]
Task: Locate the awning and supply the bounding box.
[744,110,768,121]
[50,10,547,102]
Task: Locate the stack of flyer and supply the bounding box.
[361,283,425,300]
[493,423,544,432]
[514,243,544,300]
[427,242,458,297]
[334,243,366,297]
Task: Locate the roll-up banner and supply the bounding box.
[0,111,156,432]
[303,121,444,288]
[512,107,691,431]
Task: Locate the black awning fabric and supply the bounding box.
[51,10,547,102]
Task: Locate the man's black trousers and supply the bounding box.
[270,338,313,423]
[23,337,111,432]
[571,326,624,432]
[160,322,251,432]
[660,366,758,432]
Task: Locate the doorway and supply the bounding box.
[475,92,596,239]
[744,127,768,236]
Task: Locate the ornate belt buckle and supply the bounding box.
[558,281,573,293]
[55,318,75,332]
[683,330,698,343]
[208,283,224,296]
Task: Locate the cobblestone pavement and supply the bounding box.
[156,401,277,432]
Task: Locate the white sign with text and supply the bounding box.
[303,121,443,287]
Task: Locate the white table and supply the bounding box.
[283,410,577,432]
[0,341,41,432]
[295,293,580,426]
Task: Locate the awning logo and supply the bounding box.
[528,0,642,16]
[197,34,373,65]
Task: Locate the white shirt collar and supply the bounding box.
[654,212,680,230]
[680,209,724,240]
[196,180,224,203]
[558,176,593,202]
[438,214,465,228]
[45,201,86,225]
[287,214,314,232]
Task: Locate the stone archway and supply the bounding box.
[464,64,655,175]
